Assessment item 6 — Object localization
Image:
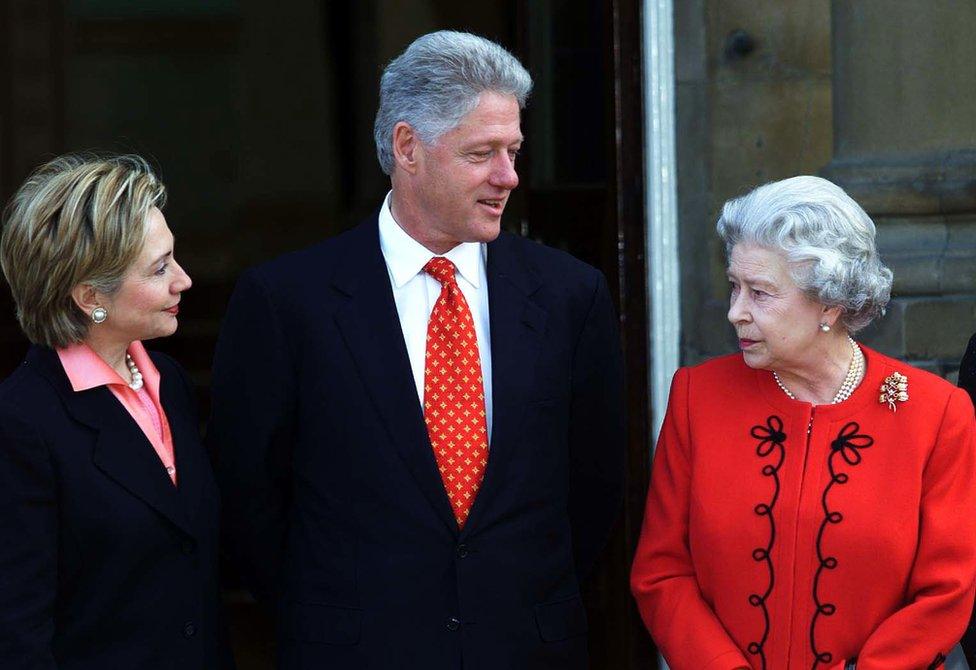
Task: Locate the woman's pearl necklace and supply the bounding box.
[125,353,144,391]
[773,336,863,404]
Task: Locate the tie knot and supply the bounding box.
[423,257,458,285]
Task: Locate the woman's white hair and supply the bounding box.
[716,175,893,333]
[373,30,532,175]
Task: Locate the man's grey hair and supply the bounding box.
[373,30,533,175]
[716,175,893,333]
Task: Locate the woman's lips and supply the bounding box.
[739,338,759,348]
[164,305,179,315]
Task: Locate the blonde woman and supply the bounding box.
[0,155,233,669]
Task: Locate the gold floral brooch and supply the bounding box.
[879,372,908,411]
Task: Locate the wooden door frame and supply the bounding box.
[514,0,655,667]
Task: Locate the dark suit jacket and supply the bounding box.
[958,333,976,666]
[0,346,231,670]
[209,215,626,669]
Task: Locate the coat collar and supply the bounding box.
[25,345,201,537]
[753,344,896,420]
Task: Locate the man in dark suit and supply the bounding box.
[210,30,625,669]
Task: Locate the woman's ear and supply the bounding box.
[821,304,844,330]
[71,283,101,315]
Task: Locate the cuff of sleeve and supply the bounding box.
[702,649,752,670]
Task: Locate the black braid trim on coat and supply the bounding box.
[746,415,787,670]
[810,422,874,670]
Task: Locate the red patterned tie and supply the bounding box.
[422,257,489,528]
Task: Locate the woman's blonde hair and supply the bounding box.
[0,153,166,348]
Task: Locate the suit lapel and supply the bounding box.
[331,219,458,533]
[27,346,195,537]
[158,366,205,529]
[463,233,547,534]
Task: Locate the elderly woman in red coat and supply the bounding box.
[631,175,976,670]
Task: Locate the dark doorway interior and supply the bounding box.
[0,1,654,667]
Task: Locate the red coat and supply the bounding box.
[631,346,976,670]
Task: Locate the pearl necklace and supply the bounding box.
[125,353,144,391]
[124,353,172,477]
[773,336,863,404]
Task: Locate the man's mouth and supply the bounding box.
[477,198,504,214]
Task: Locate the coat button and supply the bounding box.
[181,540,195,555]
[446,617,461,631]
[183,621,197,638]
[456,543,469,559]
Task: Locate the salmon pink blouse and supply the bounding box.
[57,341,177,484]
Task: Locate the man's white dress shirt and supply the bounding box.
[377,192,493,440]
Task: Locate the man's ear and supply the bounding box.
[392,122,422,175]
[71,283,101,315]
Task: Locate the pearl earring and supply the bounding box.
[91,307,107,324]
[819,322,831,333]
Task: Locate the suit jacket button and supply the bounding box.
[446,617,461,631]
[181,540,195,555]
[183,621,197,638]
[456,543,469,559]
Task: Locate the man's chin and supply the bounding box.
[480,227,502,242]
[469,219,502,243]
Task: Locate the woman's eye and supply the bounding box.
[154,264,168,276]
[752,289,767,298]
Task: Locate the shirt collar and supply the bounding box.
[378,191,484,289]
[57,340,160,395]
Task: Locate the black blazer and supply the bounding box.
[958,333,976,666]
[209,215,626,669]
[0,346,231,670]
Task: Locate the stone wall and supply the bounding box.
[824,0,976,379]
[678,0,833,365]
[677,0,976,379]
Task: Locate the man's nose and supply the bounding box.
[490,153,519,190]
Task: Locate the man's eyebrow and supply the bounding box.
[463,136,525,148]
